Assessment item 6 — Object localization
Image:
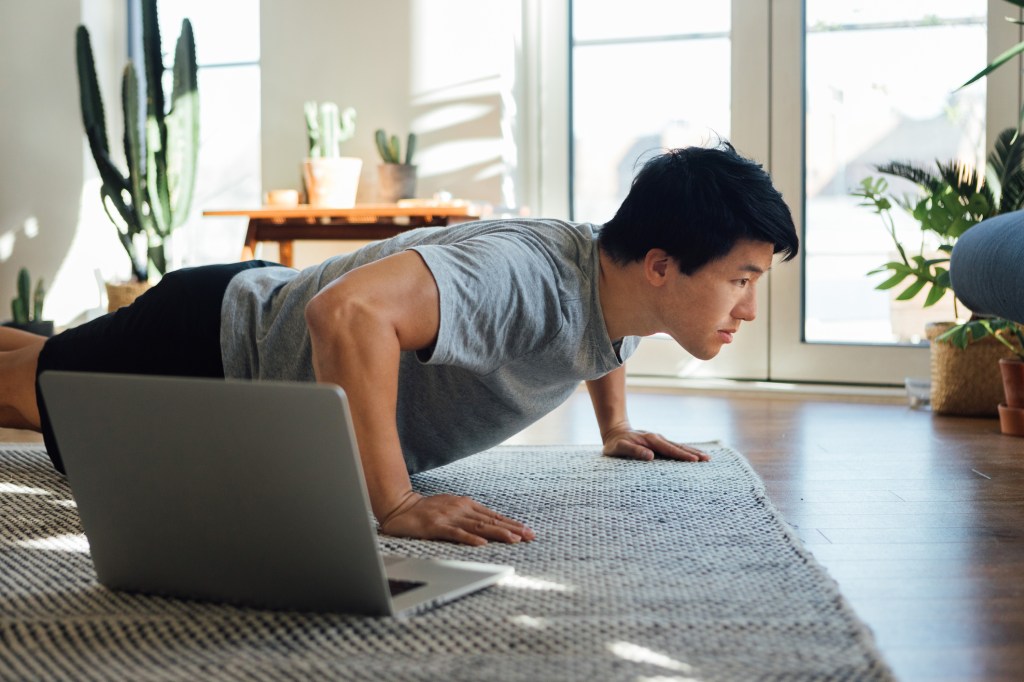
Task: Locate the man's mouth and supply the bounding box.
[717,329,737,344]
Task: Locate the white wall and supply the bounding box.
[0,0,134,328]
[260,0,529,265]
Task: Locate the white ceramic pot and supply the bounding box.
[303,157,362,208]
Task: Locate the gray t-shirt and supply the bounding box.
[220,218,639,473]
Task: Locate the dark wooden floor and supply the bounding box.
[507,386,1024,682]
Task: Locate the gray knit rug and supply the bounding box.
[0,443,894,681]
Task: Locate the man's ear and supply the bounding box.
[643,249,674,287]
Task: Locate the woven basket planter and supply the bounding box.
[926,321,1016,417]
[105,281,152,313]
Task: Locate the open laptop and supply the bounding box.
[37,371,513,616]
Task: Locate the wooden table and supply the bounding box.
[203,203,481,267]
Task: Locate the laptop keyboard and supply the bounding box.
[388,579,425,597]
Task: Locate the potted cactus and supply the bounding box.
[76,0,198,309]
[303,101,360,207]
[3,268,54,337]
[374,129,418,203]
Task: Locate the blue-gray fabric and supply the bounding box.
[220,219,638,474]
[950,210,1024,324]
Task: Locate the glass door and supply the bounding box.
[769,0,1019,384]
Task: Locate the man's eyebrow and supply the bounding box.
[739,264,769,275]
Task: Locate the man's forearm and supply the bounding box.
[306,292,415,521]
[585,365,631,439]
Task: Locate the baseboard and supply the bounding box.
[624,375,908,404]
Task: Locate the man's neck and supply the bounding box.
[597,247,654,341]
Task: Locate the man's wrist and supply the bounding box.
[600,421,632,442]
[379,489,422,527]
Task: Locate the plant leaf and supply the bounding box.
[924,283,947,307]
[874,270,912,291]
[875,161,941,193]
[959,40,1024,89]
[936,323,975,348]
[895,279,927,301]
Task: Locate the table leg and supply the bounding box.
[241,220,258,262]
[279,240,294,268]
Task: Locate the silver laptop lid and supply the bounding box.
[38,371,394,615]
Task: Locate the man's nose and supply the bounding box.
[734,288,757,322]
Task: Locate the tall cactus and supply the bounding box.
[76,0,198,282]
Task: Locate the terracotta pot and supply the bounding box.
[998,403,1024,437]
[376,164,417,203]
[1000,358,1024,409]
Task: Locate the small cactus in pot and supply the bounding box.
[375,129,418,203]
[375,129,417,166]
[4,268,53,337]
[302,101,361,207]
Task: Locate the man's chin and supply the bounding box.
[670,335,722,361]
[688,346,720,361]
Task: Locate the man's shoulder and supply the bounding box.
[447,218,599,260]
[448,216,596,239]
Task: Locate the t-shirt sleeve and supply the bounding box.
[410,235,568,375]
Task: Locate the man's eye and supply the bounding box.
[736,278,750,288]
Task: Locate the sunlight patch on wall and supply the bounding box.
[418,139,507,177]
[46,177,137,327]
[0,232,14,263]
[412,102,495,134]
[0,216,41,263]
[408,0,523,208]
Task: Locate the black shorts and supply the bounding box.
[36,260,277,474]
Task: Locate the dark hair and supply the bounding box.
[598,141,799,274]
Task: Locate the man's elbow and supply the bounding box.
[305,283,384,343]
[305,286,355,340]
[304,290,333,338]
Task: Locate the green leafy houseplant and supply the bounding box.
[853,126,1024,322]
[76,0,198,284]
[938,318,1024,360]
[854,128,1024,417]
